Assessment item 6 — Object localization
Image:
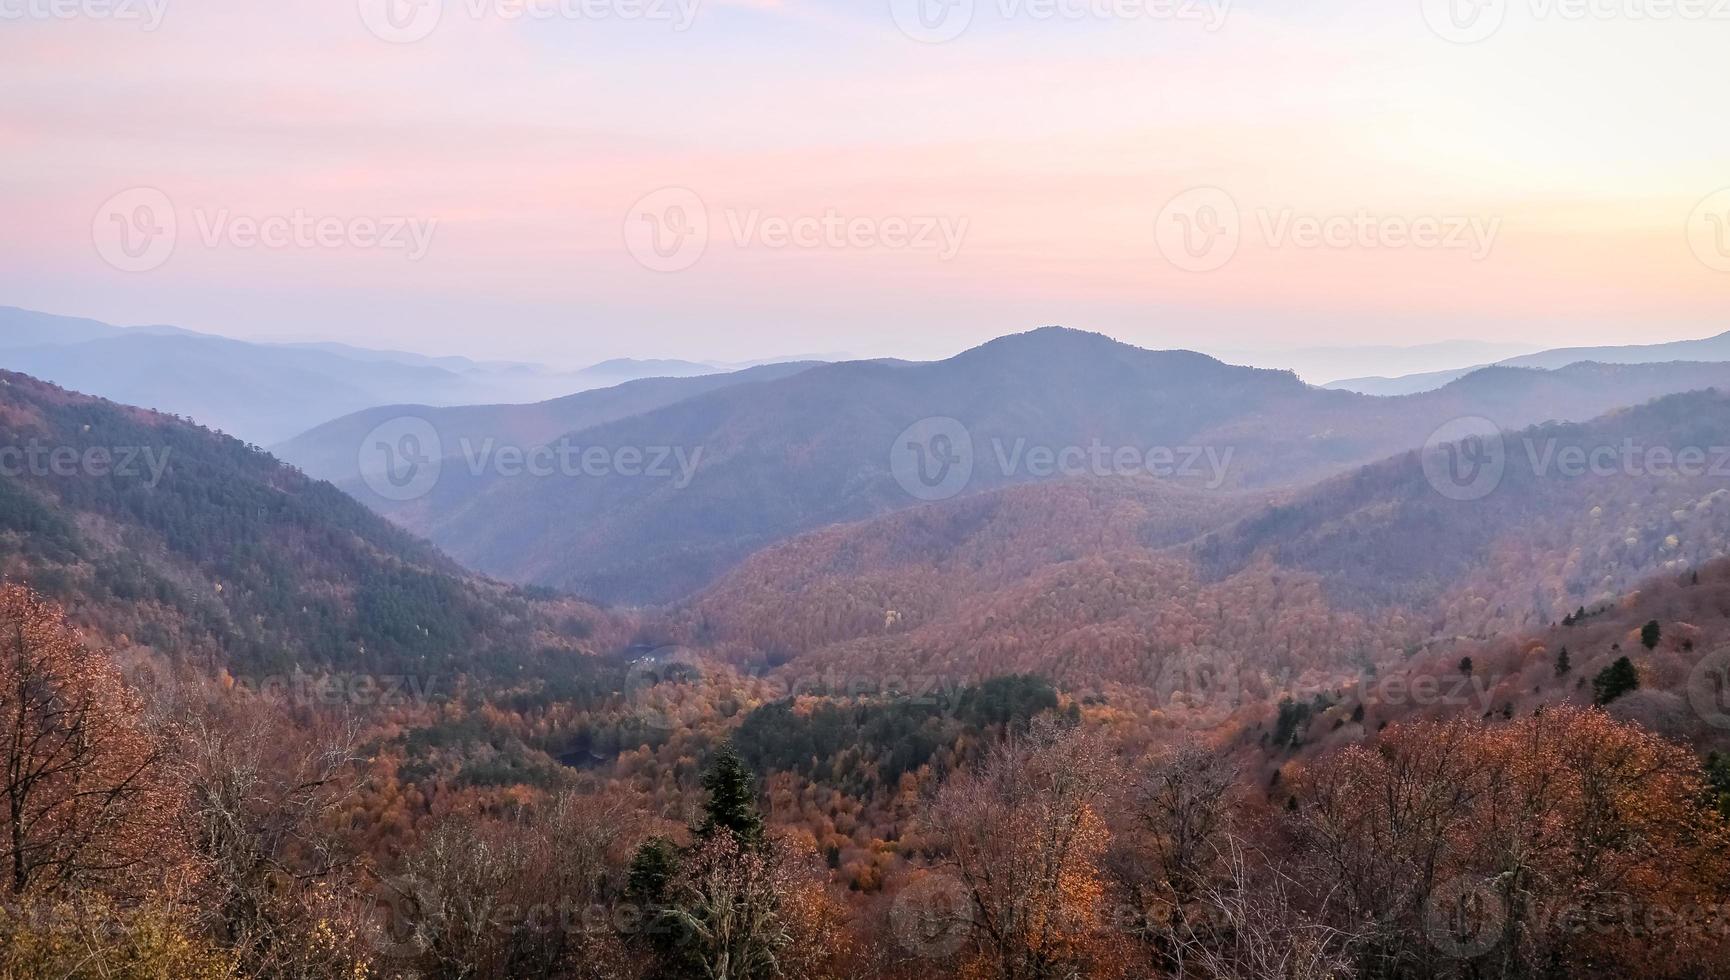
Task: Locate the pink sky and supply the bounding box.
[1,0,1727,364]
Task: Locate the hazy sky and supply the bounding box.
[2,0,1727,365]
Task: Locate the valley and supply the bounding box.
[5,316,1730,980]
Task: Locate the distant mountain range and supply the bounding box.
[0,307,766,445]
[342,327,1730,605]
[1211,339,1542,386]
[1326,329,1730,395]
[273,361,823,486]
[5,323,1730,714]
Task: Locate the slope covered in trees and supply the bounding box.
[3,369,1730,977]
[675,389,1730,709]
[1263,553,1730,764]
[0,370,622,678]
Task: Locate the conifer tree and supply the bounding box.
[1641,620,1662,650]
[1593,656,1639,705]
[696,744,766,849]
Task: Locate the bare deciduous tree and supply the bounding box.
[0,584,187,899]
[922,717,1129,980]
[177,689,373,978]
[1172,834,1356,980]
[1107,741,1242,967]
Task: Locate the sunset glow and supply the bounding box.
[3,0,1727,362]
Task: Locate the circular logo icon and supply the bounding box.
[1420,0,1507,44]
[624,187,709,272]
[890,417,974,502]
[1154,187,1240,273]
[370,873,442,961]
[890,872,973,958]
[359,416,443,502]
[1422,416,1506,501]
[624,646,705,732]
[888,0,973,42]
[1424,875,1506,959]
[93,187,177,273]
[358,0,443,42]
[1686,188,1730,273]
[1686,646,1730,729]
[118,657,182,722]
[1157,651,1245,725]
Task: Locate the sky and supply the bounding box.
[2,0,1728,366]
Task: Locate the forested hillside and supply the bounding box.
[675,389,1730,706]
[0,371,622,678]
[2,367,1730,979]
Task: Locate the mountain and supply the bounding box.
[575,357,719,383]
[0,307,795,446]
[356,328,1330,603]
[351,327,1730,605]
[0,369,621,679]
[1212,339,1541,386]
[1502,331,1730,369]
[1,332,490,446]
[1197,387,1730,635]
[1327,328,1730,394]
[671,388,1730,704]
[0,306,203,349]
[272,361,822,485]
[1319,365,1492,396]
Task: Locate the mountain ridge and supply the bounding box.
[355,327,1730,604]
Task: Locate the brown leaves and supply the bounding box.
[0,582,190,901]
[921,719,1131,980]
[1289,707,1730,978]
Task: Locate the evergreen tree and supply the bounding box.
[697,744,766,848]
[1273,697,1311,748]
[1641,620,1662,650]
[1592,656,1639,706]
[627,836,680,906]
[1555,646,1571,676]
[1706,752,1730,819]
[1458,656,1474,677]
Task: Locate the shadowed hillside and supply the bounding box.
[0,371,623,678]
[357,326,1730,604]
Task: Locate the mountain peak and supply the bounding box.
[951,326,1239,379]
